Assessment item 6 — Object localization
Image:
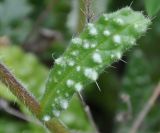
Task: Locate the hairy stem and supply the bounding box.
[129,83,160,133]
[0,62,70,133]
[0,62,41,116]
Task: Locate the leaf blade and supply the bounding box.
[40,7,151,121]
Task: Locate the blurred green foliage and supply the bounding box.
[0,0,32,43]
[0,118,46,133]
[145,0,160,16]
[116,49,160,132]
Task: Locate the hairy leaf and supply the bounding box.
[40,7,151,120]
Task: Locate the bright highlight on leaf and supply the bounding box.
[40,7,151,120]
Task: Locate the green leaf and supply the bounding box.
[145,0,160,16]
[40,7,151,121]
[60,95,94,132]
[0,46,48,100]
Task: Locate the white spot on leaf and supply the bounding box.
[76,66,81,72]
[60,99,68,109]
[83,40,90,49]
[92,52,102,64]
[71,51,79,56]
[52,110,60,117]
[75,83,83,92]
[58,71,62,75]
[43,115,51,121]
[116,52,122,59]
[55,57,65,66]
[84,68,98,81]
[66,79,74,87]
[71,37,82,45]
[91,43,97,48]
[67,60,75,66]
[113,35,121,44]
[103,30,111,36]
[111,52,122,59]
[115,18,124,25]
[88,23,98,36]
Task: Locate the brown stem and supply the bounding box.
[0,62,71,133]
[77,0,86,32]
[0,63,41,116]
[83,0,94,23]
[45,118,70,133]
[129,83,160,133]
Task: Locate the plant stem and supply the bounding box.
[45,118,70,133]
[77,93,100,133]
[129,83,160,133]
[0,62,70,133]
[0,62,41,116]
[77,0,86,32]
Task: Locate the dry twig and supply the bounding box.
[129,83,160,133]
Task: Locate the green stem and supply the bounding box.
[45,118,70,133]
